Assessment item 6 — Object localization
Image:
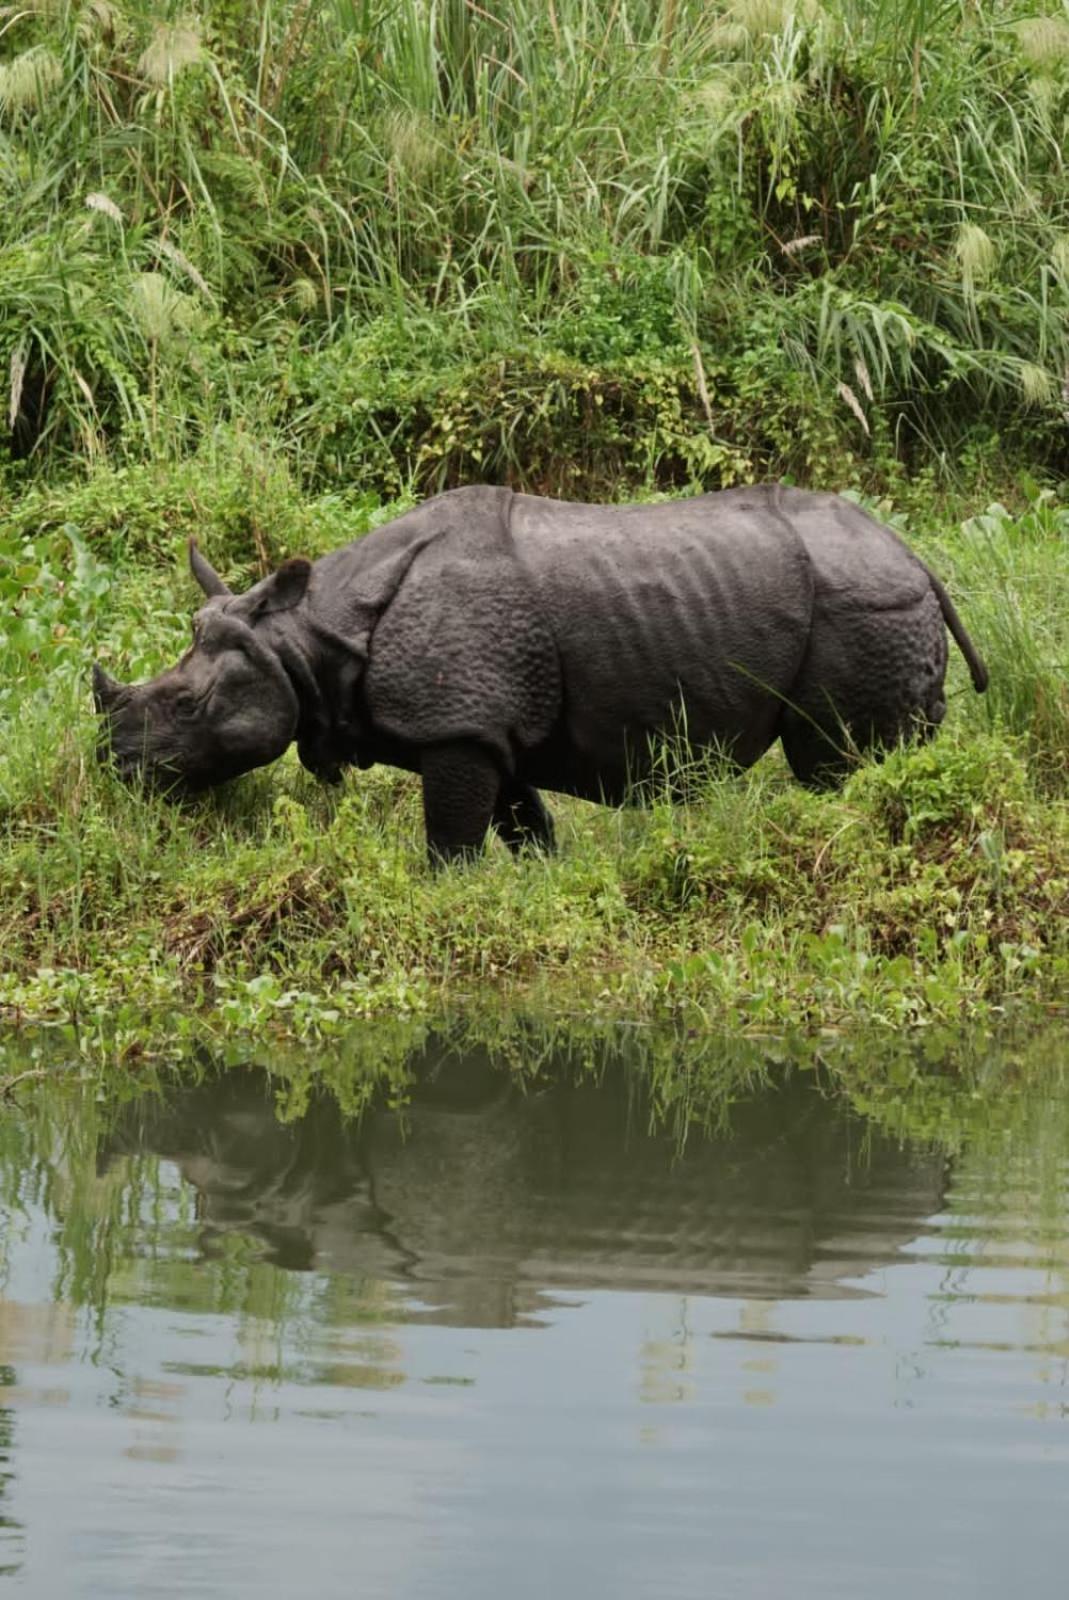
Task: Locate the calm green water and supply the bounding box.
[0,1027,1067,1596]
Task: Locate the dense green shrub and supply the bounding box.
[1,1,1067,491]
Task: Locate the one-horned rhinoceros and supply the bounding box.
[94,484,988,862]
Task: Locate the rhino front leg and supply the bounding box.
[421,740,503,865]
[492,781,556,855]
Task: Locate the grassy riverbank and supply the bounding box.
[1,457,1067,1058]
[2,2,1068,1058]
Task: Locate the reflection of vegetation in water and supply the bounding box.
[835,1024,1069,1151]
[0,1363,23,1578]
[0,1019,1064,1343]
[841,1025,1069,1389]
[4,1009,1067,1154]
[0,1069,315,1377]
[947,1055,1069,1320]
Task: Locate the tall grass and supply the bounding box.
[955,491,1069,788]
[1,1,1067,484]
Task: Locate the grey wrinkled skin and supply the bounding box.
[94,484,989,863]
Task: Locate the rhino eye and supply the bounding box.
[174,691,197,717]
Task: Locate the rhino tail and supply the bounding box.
[926,567,988,693]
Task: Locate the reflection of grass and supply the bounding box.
[817,1023,1069,1149]
[4,1017,1067,1329]
[8,1009,1066,1160]
[839,1024,1069,1329]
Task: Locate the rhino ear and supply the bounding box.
[234,558,312,620]
[92,663,127,712]
[189,539,232,598]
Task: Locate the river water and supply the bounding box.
[0,1026,1066,1596]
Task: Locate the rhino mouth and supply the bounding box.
[100,742,191,793]
[95,712,204,795]
[103,729,261,797]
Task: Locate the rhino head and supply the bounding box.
[94,542,311,794]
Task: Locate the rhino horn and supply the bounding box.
[189,538,232,598]
[92,663,127,712]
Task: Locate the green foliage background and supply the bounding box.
[2,0,1069,491]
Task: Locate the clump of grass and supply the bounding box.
[951,493,1069,791]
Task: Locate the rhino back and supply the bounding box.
[510,486,814,780]
[308,486,509,636]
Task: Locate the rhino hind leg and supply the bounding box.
[421,740,504,864]
[780,590,949,789]
[492,781,556,855]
